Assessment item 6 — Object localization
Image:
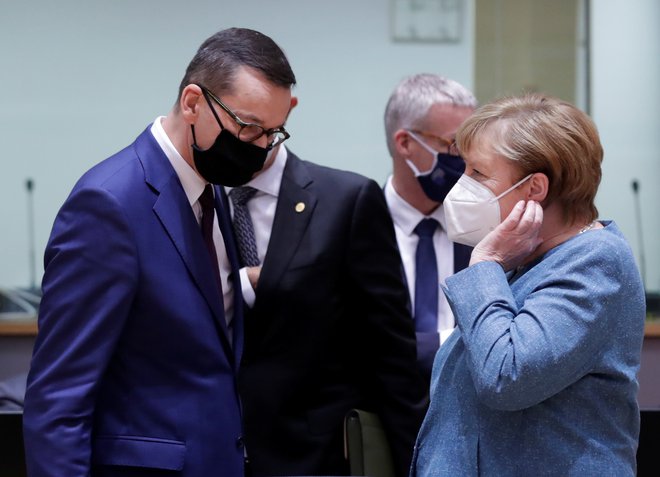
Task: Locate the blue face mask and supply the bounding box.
[406,131,465,202]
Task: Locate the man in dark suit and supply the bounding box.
[383,74,477,386]
[22,27,296,476]
[227,105,427,474]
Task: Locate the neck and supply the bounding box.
[162,112,195,168]
[391,163,439,216]
[539,224,585,252]
[525,205,594,263]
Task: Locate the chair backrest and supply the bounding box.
[0,411,27,477]
[344,409,395,477]
[637,408,659,477]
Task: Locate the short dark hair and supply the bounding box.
[177,27,296,103]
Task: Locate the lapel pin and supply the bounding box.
[295,202,305,213]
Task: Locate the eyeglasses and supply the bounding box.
[200,85,290,149]
[410,130,459,156]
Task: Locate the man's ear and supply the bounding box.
[282,96,298,122]
[289,96,298,112]
[527,172,549,202]
[180,84,204,122]
[393,129,412,156]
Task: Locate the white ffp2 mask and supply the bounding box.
[444,173,533,246]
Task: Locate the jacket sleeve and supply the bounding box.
[347,179,428,477]
[23,186,138,477]
[443,249,629,411]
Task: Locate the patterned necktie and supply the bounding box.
[199,184,222,290]
[229,186,260,267]
[413,218,439,332]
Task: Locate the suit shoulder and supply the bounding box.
[73,132,149,192]
[291,154,377,190]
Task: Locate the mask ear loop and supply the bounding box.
[199,87,226,130]
[406,130,439,176]
[191,85,227,149]
[489,173,534,203]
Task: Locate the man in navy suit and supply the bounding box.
[23,27,296,476]
[383,74,477,387]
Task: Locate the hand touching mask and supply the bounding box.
[443,173,533,246]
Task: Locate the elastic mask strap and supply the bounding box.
[199,86,226,131]
[408,131,439,156]
[490,173,534,202]
[406,130,438,176]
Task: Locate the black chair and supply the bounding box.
[637,408,659,476]
[0,411,27,477]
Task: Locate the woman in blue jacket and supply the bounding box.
[411,92,645,476]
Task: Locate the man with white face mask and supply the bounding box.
[383,74,477,387]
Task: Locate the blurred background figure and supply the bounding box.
[383,73,477,386]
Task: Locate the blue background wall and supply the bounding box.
[0,0,658,292]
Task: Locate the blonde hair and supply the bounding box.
[456,93,603,225]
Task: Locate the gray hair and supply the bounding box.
[384,73,477,155]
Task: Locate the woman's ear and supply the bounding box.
[527,172,549,202]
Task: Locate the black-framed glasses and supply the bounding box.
[200,85,290,149]
[410,129,459,156]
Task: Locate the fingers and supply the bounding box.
[502,200,541,233]
[470,200,544,270]
[500,200,526,231]
[519,201,544,248]
[519,200,540,229]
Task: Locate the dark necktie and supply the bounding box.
[413,218,439,332]
[229,186,260,267]
[199,184,222,290]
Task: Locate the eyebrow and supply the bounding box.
[222,103,263,125]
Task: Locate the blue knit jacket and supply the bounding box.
[411,221,645,477]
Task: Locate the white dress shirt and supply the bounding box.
[150,117,234,325]
[384,175,455,344]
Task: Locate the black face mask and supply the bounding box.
[416,152,465,202]
[407,130,465,202]
[191,90,268,186]
[192,126,268,186]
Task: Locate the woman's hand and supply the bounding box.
[470,200,544,271]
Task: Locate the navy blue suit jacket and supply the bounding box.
[238,152,427,477]
[23,127,245,476]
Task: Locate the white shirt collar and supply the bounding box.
[150,116,207,205]
[384,175,447,235]
[225,144,288,198]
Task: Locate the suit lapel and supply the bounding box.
[135,128,232,354]
[215,186,244,368]
[260,154,317,289]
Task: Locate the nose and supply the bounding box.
[254,134,270,149]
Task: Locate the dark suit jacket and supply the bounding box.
[23,127,245,476]
[415,242,472,385]
[238,152,427,477]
